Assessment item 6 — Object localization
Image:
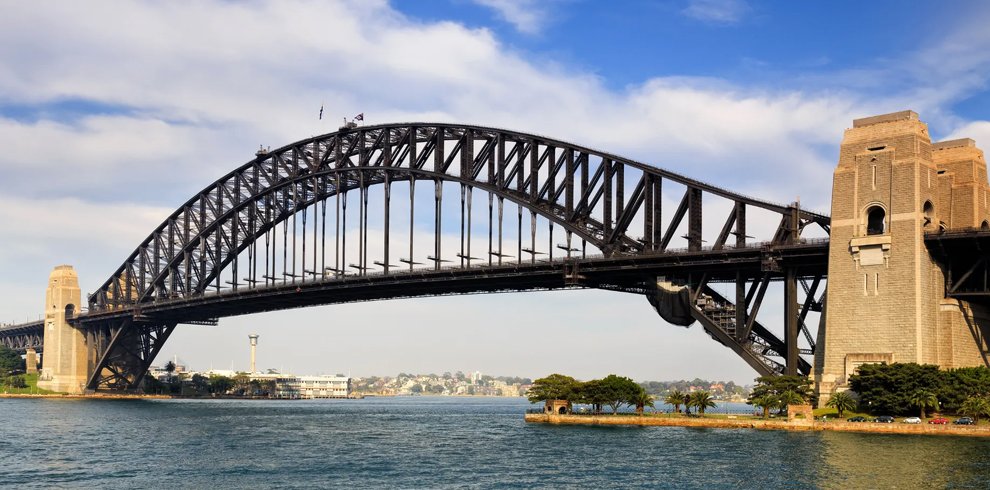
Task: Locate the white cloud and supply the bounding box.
[681,0,750,24]
[470,0,545,34]
[944,120,990,147]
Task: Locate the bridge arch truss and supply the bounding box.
[76,123,829,391]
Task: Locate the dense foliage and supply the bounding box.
[527,374,580,403]
[936,367,990,413]
[0,345,25,374]
[849,363,941,415]
[687,391,716,414]
[528,373,649,414]
[849,363,990,415]
[746,375,813,416]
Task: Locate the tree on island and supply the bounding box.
[687,391,716,415]
[633,390,655,416]
[526,374,579,404]
[825,391,856,418]
[748,375,813,415]
[750,394,777,418]
[577,379,607,414]
[776,390,805,414]
[664,390,687,413]
[596,374,642,415]
[908,389,939,419]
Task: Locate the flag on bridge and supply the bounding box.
[319,105,323,120]
[354,113,364,121]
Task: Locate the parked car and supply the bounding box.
[846,416,867,422]
[873,415,895,423]
[954,417,975,425]
[929,417,949,425]
[903,417,921,424]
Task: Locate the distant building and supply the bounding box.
[201,369,352,399]
[248,372,302,399]
[296,375,352,398]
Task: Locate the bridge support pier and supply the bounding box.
[37,265,88,394]
[25,348,37,374]
[784,267,799,375]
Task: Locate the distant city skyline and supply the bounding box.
[3,1,990,385]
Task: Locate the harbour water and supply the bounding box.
[2,396,989,488]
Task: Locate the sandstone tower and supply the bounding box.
[815,110,990,404]
[37,265,89,393]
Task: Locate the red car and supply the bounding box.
[929,417,949,425]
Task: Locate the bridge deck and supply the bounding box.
[78,241,828,325]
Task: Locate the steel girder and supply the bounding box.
[84,318,175,391]
[0,321,43,353]
[89,123,829,312]
[926,229,990,306]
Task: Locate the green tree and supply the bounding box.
[597,375,643,414]
[688,391,717,415]
[632,389,654,416]
[826,391,857,418]
[908,389,939,419]
[665,390,687,413]
[190,374,209,394]
[527,374,579,404]
[960,395,990,422]
[748,375,812,415]
[751,394,777,418]
[410,383,423,394]
[938,367,990,413]
[144,375,165,394]
[849,363,943,415]
[208,375,235,395]
[233,374,251,395]
[777,390,806,413]
[577,379,607,414]
[0,345,24,374]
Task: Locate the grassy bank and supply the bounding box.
[0,373,59,395]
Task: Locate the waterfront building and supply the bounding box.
[296,374,351,398]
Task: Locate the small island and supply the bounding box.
[525,365,990,437]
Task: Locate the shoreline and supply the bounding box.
[0,393,172,400]
[524,413,990,437]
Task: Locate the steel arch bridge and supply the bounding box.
[1,123,831,392]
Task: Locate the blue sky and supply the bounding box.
[399,1,946,88]
[1,0,990,383]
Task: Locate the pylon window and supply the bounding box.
[923,201,935,230]
[866,206,886,235]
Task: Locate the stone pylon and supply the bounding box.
[814,111,990,406]
[37,265,88,394]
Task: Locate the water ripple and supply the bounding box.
[2,397,989,488]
